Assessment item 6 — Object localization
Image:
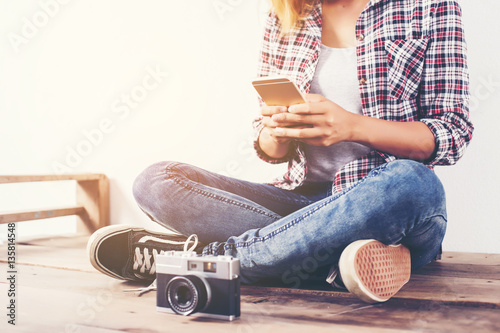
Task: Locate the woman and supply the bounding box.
[88,0,473,303]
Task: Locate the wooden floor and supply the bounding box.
[1,235,500,333]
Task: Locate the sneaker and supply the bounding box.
[325,265,346,290]
[338,239,411,303]
[87,225,199,284]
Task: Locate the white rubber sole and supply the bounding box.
[339,239,411,303]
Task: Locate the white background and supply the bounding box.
[0,0,498,254]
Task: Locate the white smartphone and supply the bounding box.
[252,76,306,107]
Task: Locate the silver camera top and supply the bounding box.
[156,251,240,280]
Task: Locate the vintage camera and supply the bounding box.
[156,251,240,321]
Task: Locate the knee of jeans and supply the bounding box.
[388,160,446,212]
[132,161,182,206]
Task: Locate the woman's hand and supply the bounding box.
[260,105,295,145]
[256,105,294,159]
[271,94,358,146]
[270,93,436,160]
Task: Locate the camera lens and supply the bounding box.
[166,276,210,316]
[175,285,192,306]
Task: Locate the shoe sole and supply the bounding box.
[87,225,187,281]
[339,239,411,303]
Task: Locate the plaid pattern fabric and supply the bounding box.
[253,0,473,193]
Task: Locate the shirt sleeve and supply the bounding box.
[252,12,294,164]
[419,0,474,166]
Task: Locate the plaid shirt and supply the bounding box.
[253,0,473,193]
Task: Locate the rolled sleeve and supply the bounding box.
[421,102,472,165]
[252,116,293,164]
[419,1,474,166]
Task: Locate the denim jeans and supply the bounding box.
[133,159,446,285]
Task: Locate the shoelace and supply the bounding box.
[133,247,160,275]
[326,265,346,290]
[124,234,198,295]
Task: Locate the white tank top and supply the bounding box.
[304,44,372,182]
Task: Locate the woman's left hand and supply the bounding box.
[270,94,359,147]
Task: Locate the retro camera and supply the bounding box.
[156,251,240,321]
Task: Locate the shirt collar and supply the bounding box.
[305,0,399,35]
[304,1,322,38]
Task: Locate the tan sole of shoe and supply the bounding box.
[339,239,411,303]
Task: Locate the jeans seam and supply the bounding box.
[165,171,282,220]
[217,175,314,206]
[167,162,314,206]
[231,164,387,250]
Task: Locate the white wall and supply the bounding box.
[0,0,498,253]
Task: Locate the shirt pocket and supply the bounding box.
[385,38,429,100]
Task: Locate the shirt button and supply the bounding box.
[359,78,367,85]
[357,34,365,41]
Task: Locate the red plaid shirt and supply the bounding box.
[253,0,473,193]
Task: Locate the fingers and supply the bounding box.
[262,116,297,129]
[261,104,303,128]
[261,100,323,117]
[260,95,330,130]
[288,100,328,115]
[265,95,349,147]
[260,126,291,145]
[304,93,328,103]
[261,94,328,116]
[261,105,288,116]
[271,112,318,126]
[265,102,327,128]
[274,126,322,138]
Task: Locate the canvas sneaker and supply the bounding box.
[87,225,199,284]
[338,239,411,303]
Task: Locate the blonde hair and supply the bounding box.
[270,0,317,32]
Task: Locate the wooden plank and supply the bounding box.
[413,261,500,280]
[250,272,500,309]
[0,174,106,183]
[0,236,95,273]
[397,275,500,307]
[240,286,500,332]
[439,252,500,266]
[1,236,500,332]
[248,256,500,309]
[15,233,90,248]
[0,265,409,333]
[2,264,499,333]
[0,206,85,224]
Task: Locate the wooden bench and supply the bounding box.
[0,174,109,233]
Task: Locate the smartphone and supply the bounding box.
[252,76,305,107]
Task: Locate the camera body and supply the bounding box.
[156,251,240,321]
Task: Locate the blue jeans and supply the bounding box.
[133,160,446,285]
